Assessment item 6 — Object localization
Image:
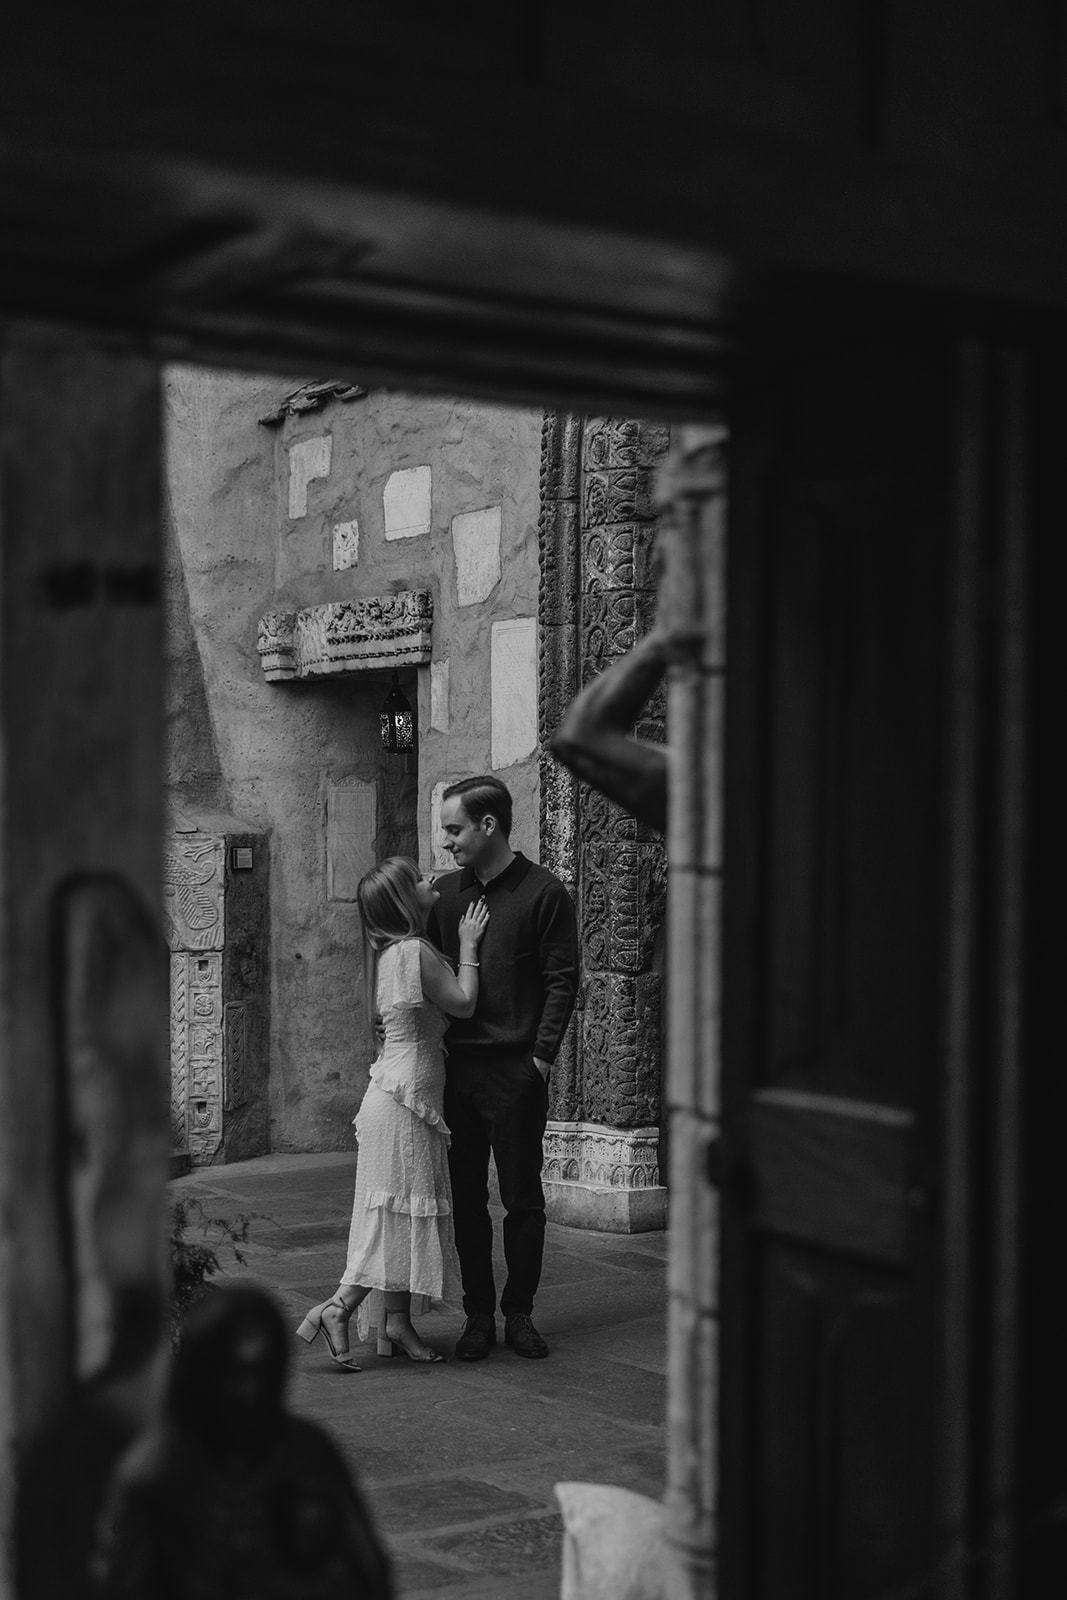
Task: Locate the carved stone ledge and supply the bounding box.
[257,590,433,682]
[543,1120,668,1233]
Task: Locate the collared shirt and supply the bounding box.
[426,852,579,1063]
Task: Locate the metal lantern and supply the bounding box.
[379,671,414,754]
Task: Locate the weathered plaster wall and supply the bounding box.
[165,368,542,1151]
[164,497,226,812]
[271,390,543,867]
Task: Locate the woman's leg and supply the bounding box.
[381,1292,442,1361]
[317,1283,370,1354]
[336,1283,371,1312]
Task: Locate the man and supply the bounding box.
[428,775,579,1360]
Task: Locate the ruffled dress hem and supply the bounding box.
[358,1058,451,1143]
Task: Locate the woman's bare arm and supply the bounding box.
[419,943,476,1017]
[418,897,489,1017]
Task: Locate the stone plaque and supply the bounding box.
[163,835,224,952]
[288,434,332,519]
[452,504,502,605]
[491,617,538,770]
[327,783,377,902]
[384,464,431,539]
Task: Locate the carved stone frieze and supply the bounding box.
[583,418,672,472]
[583,468,658,530]
[257,590,433,682]
[581,841,666,976]
[581,970,662,1129]
[579,784,664,847]
[582,524,659,594]
[544,1121,661,1190]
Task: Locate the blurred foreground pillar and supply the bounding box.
[0,329,169,1597]
[658,427,728,1599]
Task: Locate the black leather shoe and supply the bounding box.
[455,1314,496,1361]
[504,1313,549,1358]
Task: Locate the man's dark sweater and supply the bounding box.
[427,853,579,1063]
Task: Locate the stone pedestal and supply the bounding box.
[166,811,269,1166]
[544,1122,667,1233]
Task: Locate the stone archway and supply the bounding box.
[538,412,670,1232]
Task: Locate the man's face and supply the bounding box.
[440,796,492,871]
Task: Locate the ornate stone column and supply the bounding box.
[538,412,670,1232]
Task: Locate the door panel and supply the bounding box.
[720,344,948,1599]
[749,1090,915,1264]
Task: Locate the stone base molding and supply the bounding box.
[543,1120,667,1234]
[257,589,432,681]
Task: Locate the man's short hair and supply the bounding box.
[442,775,513,838]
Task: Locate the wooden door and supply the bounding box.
[720,341,952,1599]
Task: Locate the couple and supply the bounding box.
[297,775,580,1369]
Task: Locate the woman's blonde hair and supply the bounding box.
[357,856,423,1032]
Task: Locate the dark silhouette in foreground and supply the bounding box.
[93,1285,392,1600]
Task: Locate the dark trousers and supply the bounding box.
[444,1055,548,1319]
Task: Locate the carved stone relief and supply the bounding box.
[257,589,433,681]
[538,411,670,1223]
[224,1000,250,1111]
[170,949,224,1162]
[543,1121,661,1190]
[169,954,188,1150]
[163,835,224,952]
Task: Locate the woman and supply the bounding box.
[296,857,488,1367]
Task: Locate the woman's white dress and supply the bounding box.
[341,937,461,1337]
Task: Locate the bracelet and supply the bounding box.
[459,960,479,968]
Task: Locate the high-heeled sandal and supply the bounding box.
[295,1298,362,1371]
[378,1313,444,1363]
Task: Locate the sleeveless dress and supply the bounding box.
[341,937,462,1339]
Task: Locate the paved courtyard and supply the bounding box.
[170,1153,667,1599]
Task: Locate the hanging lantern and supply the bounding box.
[379,670,414,754]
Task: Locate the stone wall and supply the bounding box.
[165,369,542,1151]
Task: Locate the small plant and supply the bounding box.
[168,1197,257,1344]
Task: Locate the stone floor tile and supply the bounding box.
[401,1567,559,1600]
[387,1554,472,1593]
[590,1246,671,1274]
[254,1221,351,1252]
[421,1511,566,1573]
[566,1312,669,1376]
[364,1474,540,1534]
[481,1443,667,1503]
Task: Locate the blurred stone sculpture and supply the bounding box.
[92,1285,392,1600]
[556,1483,676,1600]
[550,627,670,835]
